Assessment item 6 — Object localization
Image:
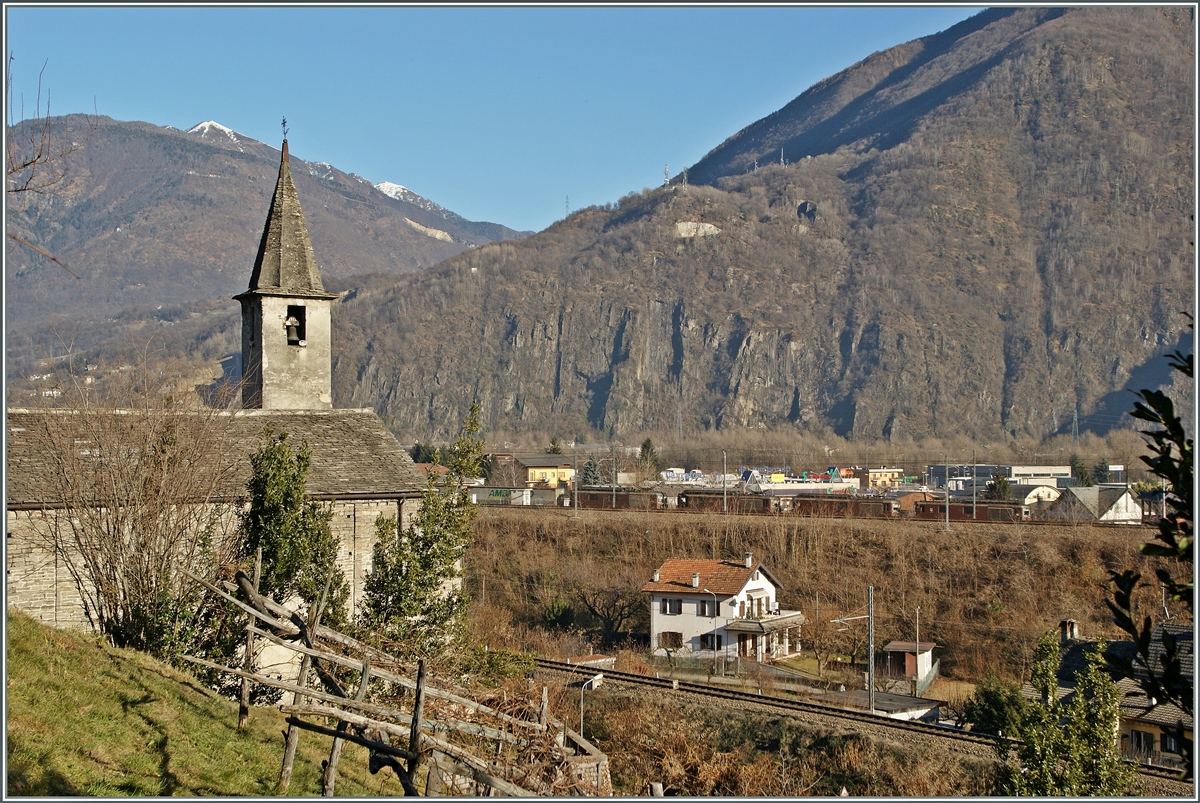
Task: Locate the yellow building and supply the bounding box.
[852,466,905,489]
[515,455,575,489]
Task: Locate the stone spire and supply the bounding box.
[246,140,329,295]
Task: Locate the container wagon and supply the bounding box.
[678,490,771,514]
[913,501,1031,521]
[788,496,900,518]
[567,489,665,510]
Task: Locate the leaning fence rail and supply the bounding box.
[180,568,610,796]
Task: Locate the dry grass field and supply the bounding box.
[466,507,1182,682]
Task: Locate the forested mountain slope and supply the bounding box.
[332,6,1193,442]
[5,117,529,344]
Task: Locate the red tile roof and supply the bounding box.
[641,558,781,596]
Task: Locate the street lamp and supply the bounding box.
[703,588,718,675]
[580,673,602,737]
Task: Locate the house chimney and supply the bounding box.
[744,551,753,569]
[692,572,700,588]
[652,569,660,583]
[1059,619,1079,645]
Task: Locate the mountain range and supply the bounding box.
[6,116,529,337]
[6,6,1194,445]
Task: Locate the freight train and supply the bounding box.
[544,487,1030,523]
[912,500,1032,521]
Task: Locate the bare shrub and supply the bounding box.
[11,351,241,656]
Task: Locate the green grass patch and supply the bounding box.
[5,609,407,796]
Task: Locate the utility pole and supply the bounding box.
[610,443,617,509]
[573,448,579,519]
[972,449,977,518]
[943,453,950,531]
[868,586,875,714]
[722,451,727,513]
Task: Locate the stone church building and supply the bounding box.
[6,140,426,629]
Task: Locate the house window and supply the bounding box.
[659,631,683,649]
[699,599,721,617]
[1161,731,1180,754]
[660,598,682,615]
[1130,729,1154,755]
[700,633,723,650]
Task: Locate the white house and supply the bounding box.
[1040,485,1143,524]
[641,552,805,663]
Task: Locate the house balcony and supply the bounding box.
[1122,746,1187,771]
[723,609,807,636]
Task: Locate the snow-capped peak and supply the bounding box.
[375,181,410,200]
[375,181,450,217]
[186,121,246,152]
[187,120,238,139]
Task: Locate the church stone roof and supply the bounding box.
[6,408,424,508]
[239,140,336,299]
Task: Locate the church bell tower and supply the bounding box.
[236,139,338,409]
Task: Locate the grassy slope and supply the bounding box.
[5,609,407,796]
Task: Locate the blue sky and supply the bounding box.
[5,4,984,233]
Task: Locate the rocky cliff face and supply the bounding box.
[332,6,1193,442]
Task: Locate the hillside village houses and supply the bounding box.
[642,553,805,664]
[6,139,427,633]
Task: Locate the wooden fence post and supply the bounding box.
[238,546,262,731]
[322,657,371,796]
[278,572,333,793]
[407,659,427,778]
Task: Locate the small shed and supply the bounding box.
[883,640,937,684]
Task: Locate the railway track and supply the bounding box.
[533,658,1192,793]
[487,504,1156,531]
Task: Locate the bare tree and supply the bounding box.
[10,350,243,656]
[6,52,96,275]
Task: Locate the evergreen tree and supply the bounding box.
[1069,453,1093,487]
[546,437,563,454]
[1092,460,1111,484]
[360,401,483,656]
[238,428,345,623]
[639,437,662,479]
[410,442,440,463]
[985,468,1011,501]
[581,455,602,486]
[995,633,1134,795]
[963,669,1028,738]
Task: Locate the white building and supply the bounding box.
[641,552,805,663]
[1041,485,1143,524]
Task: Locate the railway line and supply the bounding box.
[490,502,1156,532]
[532,658,1192,794]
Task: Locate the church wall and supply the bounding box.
[239,299,264,407]
[6,511,92,630]
[6,497,416,633]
